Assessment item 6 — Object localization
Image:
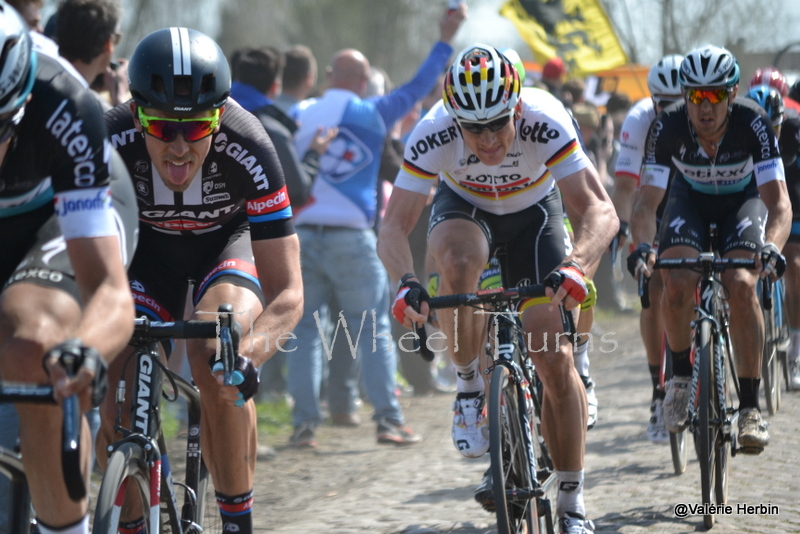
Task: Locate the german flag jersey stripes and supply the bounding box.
[395,87,592,216]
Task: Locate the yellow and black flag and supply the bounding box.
[500,0,628,77]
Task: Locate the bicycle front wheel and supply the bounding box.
[0,448,33,534]
[695,320,718,530]
[762,299,781,415]
[489,364,536,534]
[93,442,155,534]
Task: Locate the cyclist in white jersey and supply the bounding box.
[612,54,683,444]
[378,44,617,533]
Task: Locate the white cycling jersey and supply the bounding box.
[394,87,591,215]
[614,97,656,183]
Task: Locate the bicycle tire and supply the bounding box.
[696,320,716,529]
[93,442,154,534]
[762,297,781,415]
[665,348,687,475]
[489,364,536,534]
[0,448,33,534]
[714,329,731,507]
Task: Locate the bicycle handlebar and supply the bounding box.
[409,284,554,362]
[637,255,764,309]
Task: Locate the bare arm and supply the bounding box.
[611,173,637,225]
[559,166,619,276]
[68,235,134,360]
[246,234,304,367]
[377,187,431,284]
[758,179,792,250]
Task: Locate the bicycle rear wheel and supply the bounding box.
[665,348,687,474]
[489,364,537,534]
[695,320,718,530]
[93,442,154,534]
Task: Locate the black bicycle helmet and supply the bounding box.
[0,1,36,116]
[128,27,230,113]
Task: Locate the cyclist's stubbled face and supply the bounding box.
[460,106,520,166]
[685,85,736,140]
[133,104,223,192]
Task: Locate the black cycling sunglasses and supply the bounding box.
[459,114,512,135]
[0,107,24,144]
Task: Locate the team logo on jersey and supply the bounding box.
[203,181,214,194]
[466,155,480,165]
[321,129,373,182]
[518,119,560,144]
[210,161,218,174]
[204,193,231,204]
[246,187,290,215]
[213,133,269,190]
[407,125,460,162]
[134,160,149,174]
[136,181,149,196]
[46,99,101,187]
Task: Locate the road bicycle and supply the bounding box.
[759,276,789,415]
[92,305,239,534]
[412,262,572,534]
[0,352,88,533]
[644,227,767,529]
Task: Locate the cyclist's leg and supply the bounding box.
[656,185,705,432]
[720,196,770,449]
[0,283,88,529]
[189,282,261,531]
[427,188,491,456]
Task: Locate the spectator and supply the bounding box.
[541,55,567,95]
[229,45,335,405]
[560,77,586,110]
[284,4,466,448]
[275,44,318,116]
[7,0,41,31]
[54,0,127,110]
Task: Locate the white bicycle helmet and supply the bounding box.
[648,54,683,97]
[0,1,36,116]
[679,45,739,88]
[443,44,521,122]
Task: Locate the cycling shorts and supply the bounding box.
[0,170,138,300]
[129,213,264,327]
[429,183,570,310]
[658,179,766,255]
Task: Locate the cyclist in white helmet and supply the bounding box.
[612,53,683,444]
[378,44,617,533]
[629,45,790,454]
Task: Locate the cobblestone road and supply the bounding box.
[251,311,800,533]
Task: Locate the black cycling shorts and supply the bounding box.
[658,178,767,254]
[129,213,264,324]
[428,183,570,288]
[0,164,139,300]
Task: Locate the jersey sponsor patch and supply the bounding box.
[54,186,117,239]
[246,186,292,223]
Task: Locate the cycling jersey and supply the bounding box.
[394,87,592,215]
[0,51,118,240]
[642,98,785,195]
[105,98,294,240]
[615,97,657,184]
[780,109,800,238]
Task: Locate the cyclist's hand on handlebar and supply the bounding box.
[756,242,786,280]
[544,261,587,311]
[392,275,430,329]
[627,243,656,278]
[210,354,259,408]
[43,338,108,407]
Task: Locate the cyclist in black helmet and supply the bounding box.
[100,27,303,534]
[0,2,138,533]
